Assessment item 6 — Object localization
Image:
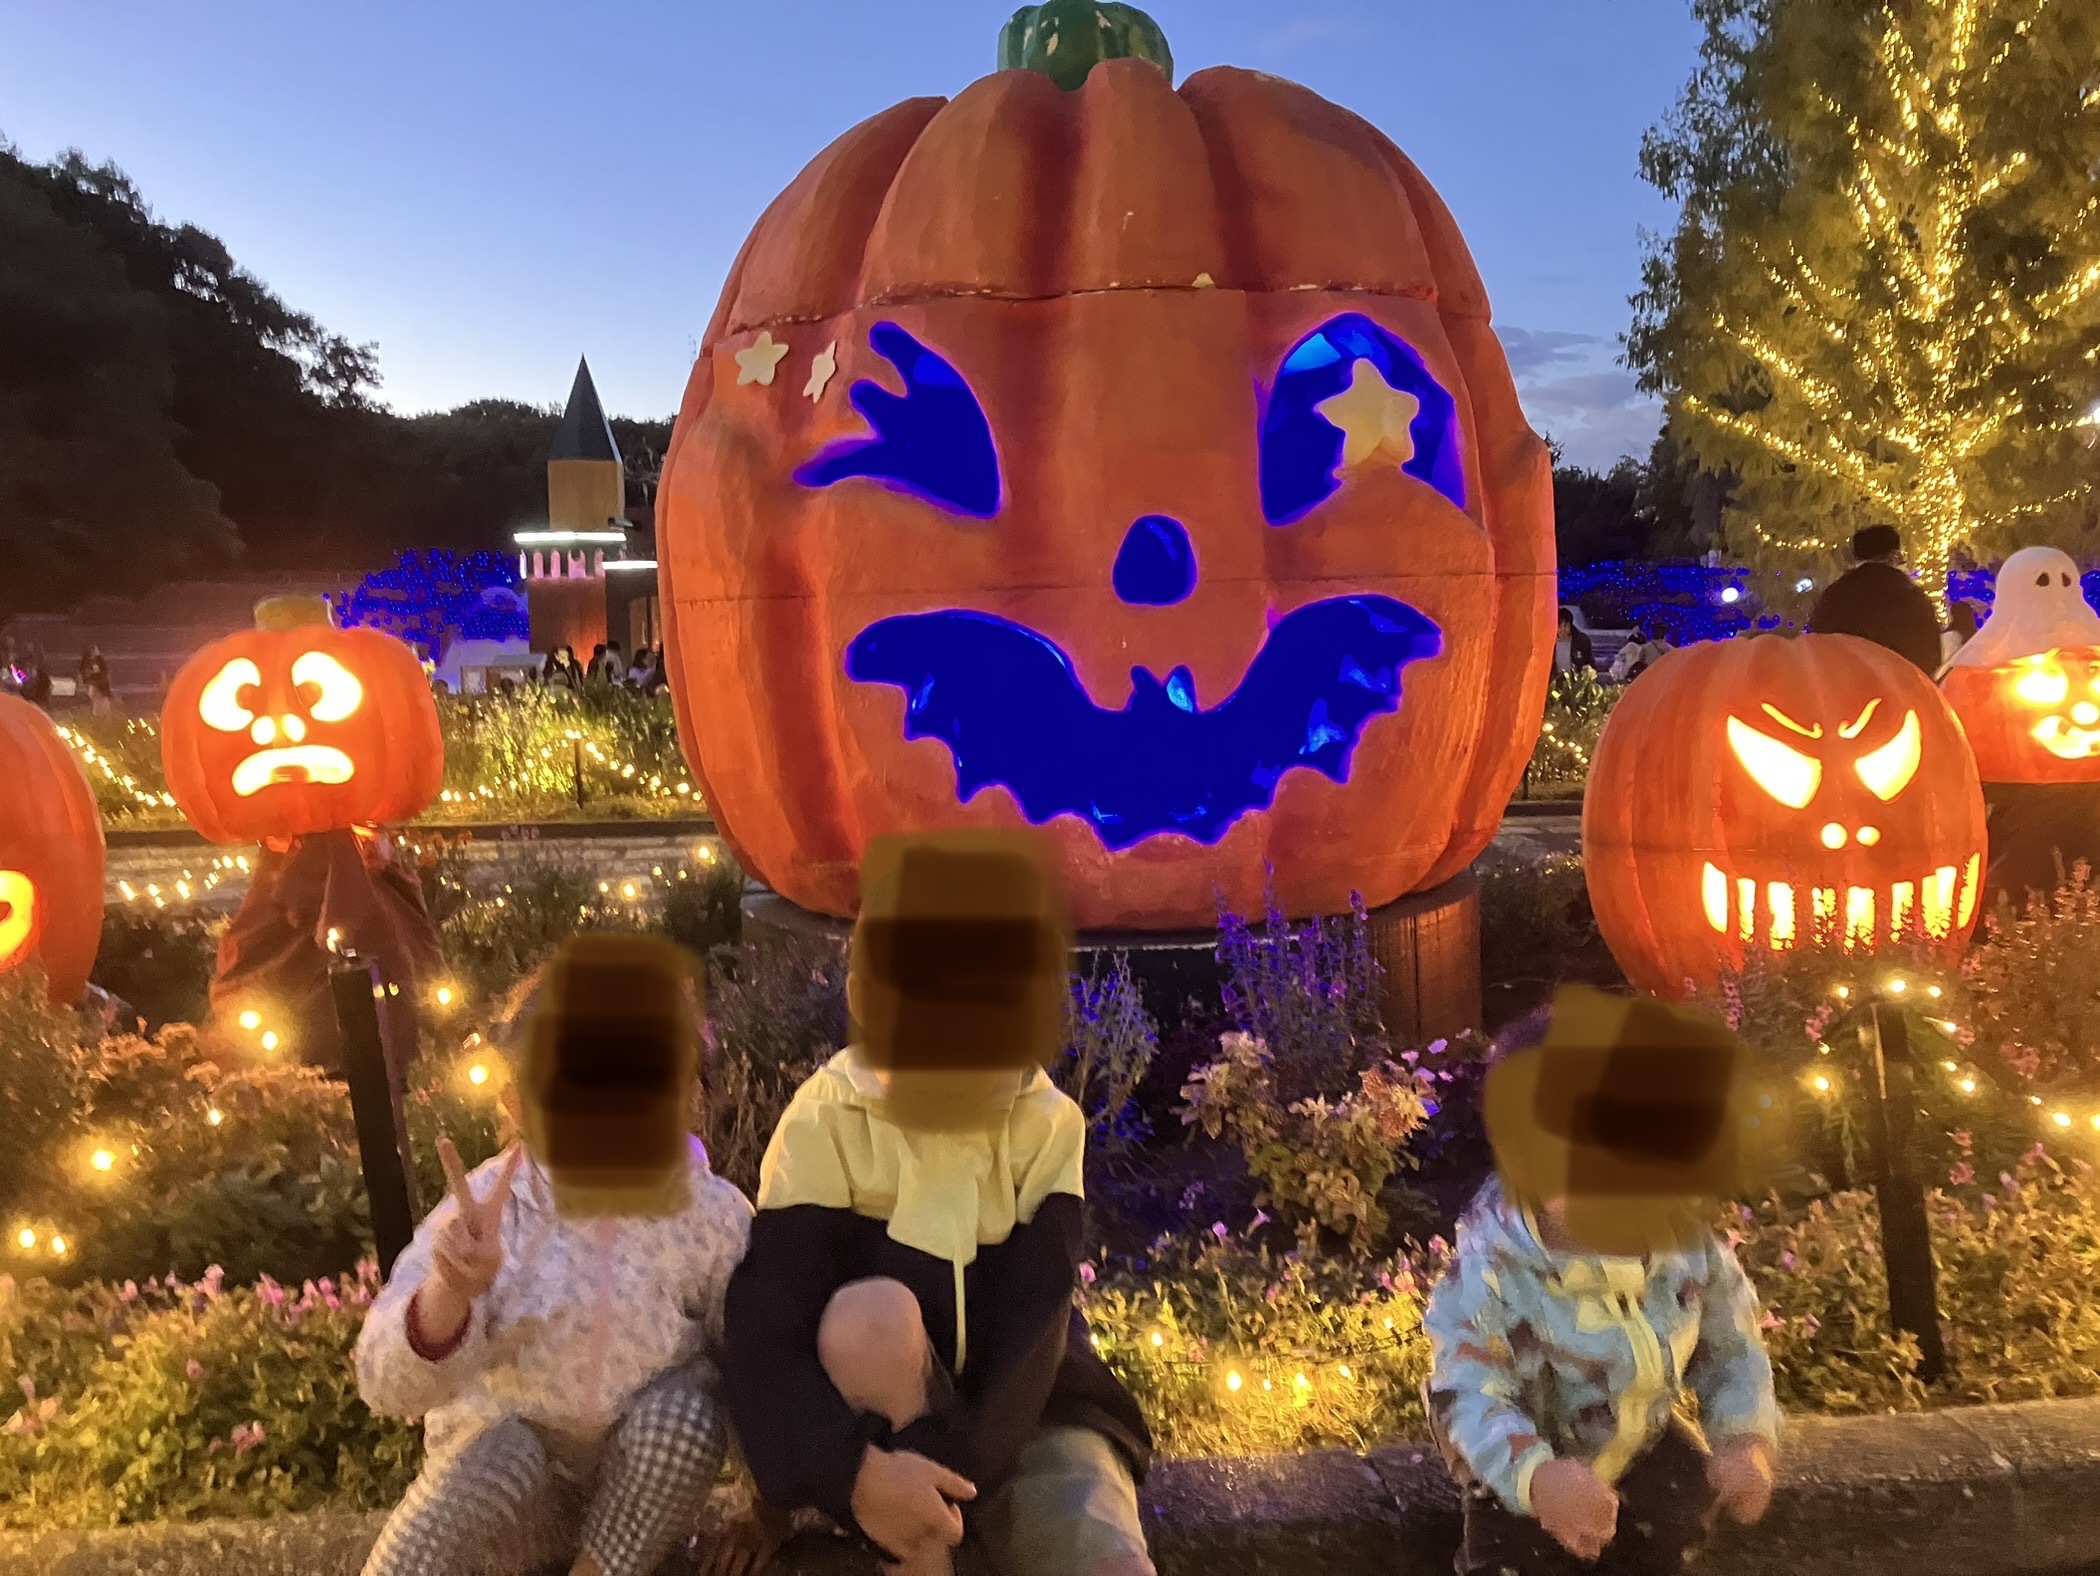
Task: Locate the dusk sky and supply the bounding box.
[1,0,1704,470]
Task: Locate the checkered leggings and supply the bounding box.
[361,1365,728,1576]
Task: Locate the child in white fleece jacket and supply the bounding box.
[354,957,755,1576]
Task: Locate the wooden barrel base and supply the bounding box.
[740,867,1484,1050]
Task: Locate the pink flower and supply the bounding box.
[1779,1252,1797,1271]
[201,1265,225,1298]
[1951,1130,1974,1155]
[185,1359,204,1381]
[1758,1310,1782,1331]
[1251,1209,1272,1231]
[120,1280,139,1304]
[1801,1314,1821,1336]
[1211,1222,1229,1242]
[1949,1162,1976,1187]
[230,1421,266,1455]
[1077,1263,1095,1285]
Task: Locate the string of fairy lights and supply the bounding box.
[1679,0,2100,595]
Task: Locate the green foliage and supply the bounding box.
[1961,866,2100,1091]
[430,687,692,822]
[92,906,223,1031]
[1179,1031,1432,1256]
[1215,893,1389,1106]
[0,1266,419,1529]
[1060,955,1158,1161]
[1523,669,1618,798]
[699,933,849,1199]
[1478,856,1602,990]
[1082,1238,1433,1458]
[0,975,86,1220]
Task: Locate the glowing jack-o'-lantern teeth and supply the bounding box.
[162,598,443,845]
[1584,634,1987,998]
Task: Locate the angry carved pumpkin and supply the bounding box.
[656,5,1553,930]
[0,693,105,1004]
[1942,646,2100,783]
[1583,634,1987,997]
[161,597,444,845]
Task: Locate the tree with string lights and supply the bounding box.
[1631,0,2100,602]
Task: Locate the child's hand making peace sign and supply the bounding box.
[415,1139,525,1348]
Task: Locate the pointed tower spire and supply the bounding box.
[550,357,621,465]
[546,356,627,533]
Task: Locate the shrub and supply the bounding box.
[1060,955,1158,1161]
[1082,1236,1435,1458]
[1478,855,1602,992]
[1962,866,2100,1091]
[429,687,692,821]
[0,1265,419,1528]
[91,907,223,1032]
[1179,1031,1433,1256]
[1522,667,1618,797]
[0,976,84,1220]
[1216,891,1388,1106]
[700,932,849,1198]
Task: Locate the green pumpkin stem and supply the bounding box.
[998,1,1173,92]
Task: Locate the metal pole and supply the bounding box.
[332,953,420,1279]
[573,739,586,811]
[1862,1000,1947,1383]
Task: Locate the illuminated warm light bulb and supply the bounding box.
[1834,985,1850,1000]
[15,1228,35,1249]
[1887,978,1907,994]
[2054,1112,2073,1128]
[436,986,454,1007]
[1926,986,1942,999]
[1942,1061,1959,1072]
[1959,1078,1977,1093]
[90,1149,115,1172]
[238,1010,261,1031]
[1812,1075,1831,1092]
[1294,1373,1310,1390]
[49,1235,66,1256]
[1150,1331,1164,1348]
[468,1063,489,1087]
[1226,1371,1243,1392]
[260,1031,280,1052]
[207,1108,224,1126]
[1338,1365,1353,1379]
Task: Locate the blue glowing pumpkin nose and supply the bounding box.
[1112,516,1197,607]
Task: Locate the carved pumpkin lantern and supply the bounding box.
[0,693,105,1004]
[1584,634,1987,997]
[161,597,444,845]
[656,4,1554,930]
[1941,548,2100,784]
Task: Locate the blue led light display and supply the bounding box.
[332,551,527,660]
[844,596,1442,849]
[795,323,1002,518]
[1111,516,1197,606]
[1259,314,1466,526]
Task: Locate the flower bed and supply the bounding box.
[7,853,2100,1530]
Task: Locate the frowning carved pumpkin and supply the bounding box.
[1584,634,1987,997]
[161,597,443,845]
[656,6,1553,930]
[0,693,105,1004]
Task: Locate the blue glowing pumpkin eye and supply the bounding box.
[795,324,1002,518]
[1258,314,1466,526]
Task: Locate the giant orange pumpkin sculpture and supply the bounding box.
[655,4,1553,930]
[0,693,106,1004]
[162,597,443,845]
[1584,634,1987,997]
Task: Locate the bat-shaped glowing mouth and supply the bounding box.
[845,595,1442,848]
[232,745,357,797]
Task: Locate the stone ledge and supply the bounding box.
[8,1397,2100,1576]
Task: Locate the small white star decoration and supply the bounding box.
[735,331,791,387]
[804,341,839,402]
[1315,358,1421,470]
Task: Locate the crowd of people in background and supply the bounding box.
[1,638,112,713]
[537,639,668,696]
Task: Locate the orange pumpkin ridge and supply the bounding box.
[1584,634,1988,998]
[161,598,444,845]
[0,693,106,1004]
[659,39,1553,931]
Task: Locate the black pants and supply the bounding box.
[1456,1424,1716,1576]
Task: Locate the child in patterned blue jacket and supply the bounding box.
[1424,1007,1781,1575]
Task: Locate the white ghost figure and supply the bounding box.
[1951,546,2100,669]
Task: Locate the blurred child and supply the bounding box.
[354,940,760,1576]
[721,832,1155,1576]
[1424,1000,1780,1576]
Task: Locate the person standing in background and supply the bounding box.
[1553,609,1595,677]
[1807,525,1943,674]
[79,646,114,716]
[1938,598,1984,675]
